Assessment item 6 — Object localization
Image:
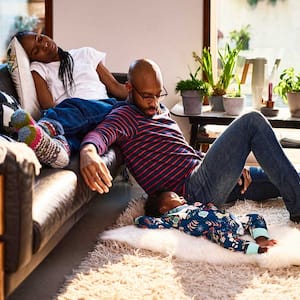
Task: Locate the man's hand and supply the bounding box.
[80,144,113,194]
[238,167,252,194]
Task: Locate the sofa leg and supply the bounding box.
[0,175,4,300]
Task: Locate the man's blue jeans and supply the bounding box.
[186,111,300,217]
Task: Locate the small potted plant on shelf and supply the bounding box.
[274,67,300,117]
[193,42,242,111]
[175,67,210,115]
[222,75,245,116]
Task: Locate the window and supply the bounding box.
[203,0,300,104]
[0,0,52,63]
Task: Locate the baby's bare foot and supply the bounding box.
[256,237,277,247]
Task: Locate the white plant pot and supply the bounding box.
[287,92,300,118]
[181,90,203,115]
[222,95,245,116]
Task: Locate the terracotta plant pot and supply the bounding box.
[222,95,245,116]
[287,92,300,118]
[181,90,203,115]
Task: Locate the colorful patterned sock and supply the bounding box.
[11,109,58,137]
[18,125,70,168]
[10,109,36,130]
[38,120,57,137]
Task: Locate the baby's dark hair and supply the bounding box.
[14,31,75,95]
[145,189,169,217]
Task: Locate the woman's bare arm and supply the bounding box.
[96,62,128,99]
[32,71,55,109]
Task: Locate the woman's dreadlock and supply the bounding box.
[57,47,75,95]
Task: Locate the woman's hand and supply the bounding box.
[80,144,113,194]
[238,167,252,194]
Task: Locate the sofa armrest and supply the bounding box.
[112,72,127,84]
[0,142,38,273]
[0,174,4,300]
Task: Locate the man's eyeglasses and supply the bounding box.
[131,83,168,101]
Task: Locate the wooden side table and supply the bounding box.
[170,102,300,150]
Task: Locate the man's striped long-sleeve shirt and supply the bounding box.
[81,102,202,195]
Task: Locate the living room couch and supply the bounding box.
[0,64,129,298]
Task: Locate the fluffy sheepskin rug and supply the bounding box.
[56,198,300,300]
[101,197,300,268]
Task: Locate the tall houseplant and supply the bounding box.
[192,43,242,111]
[175,68,210,115]
[274,67,300,117]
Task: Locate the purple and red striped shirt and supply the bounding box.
[81,103,202,195]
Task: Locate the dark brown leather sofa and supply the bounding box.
[0,64,129,298]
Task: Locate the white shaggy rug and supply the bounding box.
[56,198,300,300]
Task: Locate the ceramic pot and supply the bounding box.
[209,95,225,111]
[287,92,300,118]
[222,95,245,116]
[181,90,203,115]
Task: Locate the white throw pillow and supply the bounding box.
[6,37,41,120]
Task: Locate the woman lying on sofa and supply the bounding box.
[8,30,128,168]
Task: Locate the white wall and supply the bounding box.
[53,0,204,139]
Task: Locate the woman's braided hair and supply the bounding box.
[57,47,75,95]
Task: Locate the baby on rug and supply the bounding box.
[135,190,277,255]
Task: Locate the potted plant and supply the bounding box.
[175,68,210,115]
[222,76,245,115]
[193,42,242,111]
[229,24,251,50]
[274,67,300,117]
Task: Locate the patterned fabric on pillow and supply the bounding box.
[0,134,16,142]
[6,37,41,120]
[0,91,21,137]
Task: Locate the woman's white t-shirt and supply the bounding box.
[30,47,108,105]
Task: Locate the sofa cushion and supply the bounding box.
[6,38,41,120]
[32,168,78,252]
[31,146,124,253]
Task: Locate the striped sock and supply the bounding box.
[11,109,58,137]
[38,120,57,137]
[18,125,70,168]
[10,109,36,131]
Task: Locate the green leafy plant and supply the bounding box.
[175,67,210,95]
[226,75,243,97]
[192,43,242,96]
[247,0,281,6]
[14,15,39,32]
[229,24,251,50]
[274,67,300,103]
